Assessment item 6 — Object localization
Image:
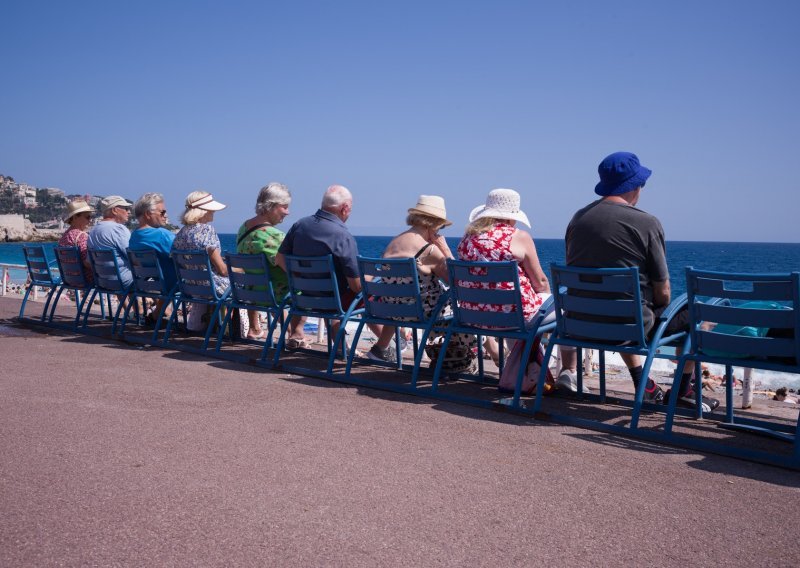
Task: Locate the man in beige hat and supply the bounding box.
[87,195,134,287]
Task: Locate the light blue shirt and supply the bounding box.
[87,220,133,287]
[129,227,177,289]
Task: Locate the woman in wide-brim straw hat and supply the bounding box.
[457,188,551,361]
[58,199,96,283]
[365,195,470,366]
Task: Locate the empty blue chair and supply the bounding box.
[274,255,364,374]
[533,264,688,429]
[19,245,61,322]
[163,250,231,352]
[344,256,451,386]
[120,248,180,344]
[434,259,556,408]
[218,252,289,360]
[664,268,800,467]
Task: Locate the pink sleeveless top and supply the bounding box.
[456,222,543,322]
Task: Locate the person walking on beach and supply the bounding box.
[559,151,719,412]
[87,195,134,288]
[276,184,383,350]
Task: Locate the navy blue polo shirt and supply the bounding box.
[278,209,360,293]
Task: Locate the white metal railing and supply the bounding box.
[1,262,29,297]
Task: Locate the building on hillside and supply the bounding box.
[43,187,66,200]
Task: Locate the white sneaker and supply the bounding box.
[556,370,591,394]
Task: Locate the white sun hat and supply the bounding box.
[468,188,530,228]
[187,192,226,211]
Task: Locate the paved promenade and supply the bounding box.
[1,296,799,567]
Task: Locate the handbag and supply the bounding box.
[498,337,555,395]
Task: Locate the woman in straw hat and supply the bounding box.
[457,188,551,362]
[58,199,96,283]
[368,195,477,372]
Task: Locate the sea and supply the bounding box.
[3,237,800,390]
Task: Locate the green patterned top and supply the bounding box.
[236,222,288,299]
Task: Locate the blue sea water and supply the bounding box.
[2,237,800,295]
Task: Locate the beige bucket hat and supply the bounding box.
[64,199,95,221]
[407,195,452,227]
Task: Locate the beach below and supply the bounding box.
[2,295,799,566]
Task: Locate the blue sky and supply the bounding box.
[1,0,798,242]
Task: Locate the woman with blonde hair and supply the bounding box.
[171,190,230,330]
[457,188,551,363]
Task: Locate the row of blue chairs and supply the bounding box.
[18,244,800,469]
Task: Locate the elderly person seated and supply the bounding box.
[58,199,96,283]
[87,195,134,288]
[457,188,551,364]
[129,192,176,289]
[368,195,474,369]
[129,192,176,323]
[172,191,230,331]
[236,182,292,340]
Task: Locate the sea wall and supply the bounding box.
[0,214,60,242]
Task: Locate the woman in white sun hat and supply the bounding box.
[457,188,551,360]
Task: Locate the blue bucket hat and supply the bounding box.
[594,151,652,196]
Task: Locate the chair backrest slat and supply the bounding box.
[171,250,227,302]
[285,255,345,315]
[446,259,527,331]
[89,249,128,293]
[357,256,426,322]
[55,247,90,288]
[23,245,58,285]
[686,268,800,366]
[551,264,648,348]
[127,249,171,296]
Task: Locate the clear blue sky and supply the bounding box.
[2,0,798,242]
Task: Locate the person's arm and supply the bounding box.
[653,279,671,308]
[346,275,362,293]
[513,230,550,294]
[428,233,453,283]
[208,247,228,277]
[275,252,286,271]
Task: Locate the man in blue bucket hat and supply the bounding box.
[558,152,719,412]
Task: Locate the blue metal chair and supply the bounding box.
[433,259,556,409]
[533,264,688,429]
[344,256,451,386]
[163,250,231,352]
[664,268,800,467]
[274,255,364,374]
[218,253,289,360]
[19,245,61,322]
[51,246,105,330]
[86,248,134,335]
[119,249,180,344]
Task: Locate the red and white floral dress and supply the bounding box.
[456,222,543,322]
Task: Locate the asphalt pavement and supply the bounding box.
[1,296,799,567]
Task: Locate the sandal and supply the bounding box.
[285,337,309,350]
[247,329,268,340]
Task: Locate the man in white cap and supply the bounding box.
[87,195,134,287]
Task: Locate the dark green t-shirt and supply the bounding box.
[565,199,669,329]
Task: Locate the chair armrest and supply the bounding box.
[656,293,687,323]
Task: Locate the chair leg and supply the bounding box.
[533,339,558,414]
[430,328,455,392]
[344,321,368,378]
